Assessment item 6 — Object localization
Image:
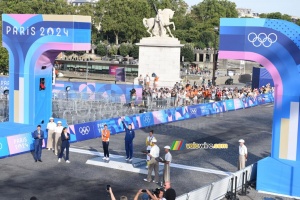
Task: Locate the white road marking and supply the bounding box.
[70,148,232,176]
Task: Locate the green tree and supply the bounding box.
[181,44,194,62]
[97,0,151,44]
[107,45,118,56]
[259,12,293,22]
[130,45,139,59]
[96,43,107,56]
[119,43,132,57]
[0,47,9,74]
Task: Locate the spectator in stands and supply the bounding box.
[46,117,56,151]
[145,130,156,169]
[33,125,44,162]
[54,121,63,156]
[58,127,70,163]
[145,74,150,88]
[133,189,157,200]
[102,124,110,161]
[144,138,160,183]
[238,139,247,170]
[163,182,176,200]
[138,75,144,86]
[122,120,135,161]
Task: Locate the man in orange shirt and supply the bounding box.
[102,124,111,161]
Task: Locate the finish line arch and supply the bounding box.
[2,14,91,126]
[219,18,300,198]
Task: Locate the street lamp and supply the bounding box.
[212,27,219,86]
[3,89,9,120]
[65,86,71,101]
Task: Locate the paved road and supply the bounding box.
[0,104,289,200]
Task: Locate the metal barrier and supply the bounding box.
[176,163,257,200]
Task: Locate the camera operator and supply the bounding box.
[134,189,157,200]
[153,188,166,200]
[130,88,136,108]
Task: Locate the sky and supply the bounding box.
[185,0,300,17]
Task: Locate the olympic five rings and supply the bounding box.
[79,126,90,135]
[248,32,277,47]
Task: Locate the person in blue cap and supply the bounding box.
[122,120,135,161]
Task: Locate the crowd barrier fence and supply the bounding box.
[176,163,257,200]
[0,92,274,158]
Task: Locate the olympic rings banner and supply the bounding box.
[68,93,274,141]
[0,92,274,158]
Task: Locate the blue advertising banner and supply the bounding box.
[74,122,96,141]
[225,99,235,111]
[67,125,77,142]
[211,101,226,113]
[0,137,9,158]
[187,105,202,118]
[116,67,126,82]
[139,113,155,127]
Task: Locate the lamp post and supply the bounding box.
[65,86,71,101]
[212,27,219,86]
[3,89,9,120]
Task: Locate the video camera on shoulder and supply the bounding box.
[130,88,136,94]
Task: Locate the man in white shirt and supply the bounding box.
[162,146,172,184]
[144,138,160,183]
[238,139,248,170]
[54,121,64,156]
[46,117,57,151]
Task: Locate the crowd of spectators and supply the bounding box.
[141,80,274,108]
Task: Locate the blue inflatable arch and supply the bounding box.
[219,18,300,198]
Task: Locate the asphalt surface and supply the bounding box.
[0,103,294,200]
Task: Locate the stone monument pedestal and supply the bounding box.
[135,37,183,88]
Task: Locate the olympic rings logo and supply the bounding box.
[143,115,151,124]
[79,126,90,135]
[190,108,197,114]
[248,32,277,47]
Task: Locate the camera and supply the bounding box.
[141,189,147,193]
[106,185,110,191]
[130,88,136,94]
[152,187,163,196]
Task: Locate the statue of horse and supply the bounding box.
[142,8,176,38]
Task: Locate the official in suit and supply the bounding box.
[33,125,44,162]
[58,127,71,163]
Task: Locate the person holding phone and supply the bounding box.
[102,124,110,161]
[133,189,157,200]
[58,127,70,163]
[107,186,128,200]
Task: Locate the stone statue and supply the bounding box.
[143,8,176,38]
